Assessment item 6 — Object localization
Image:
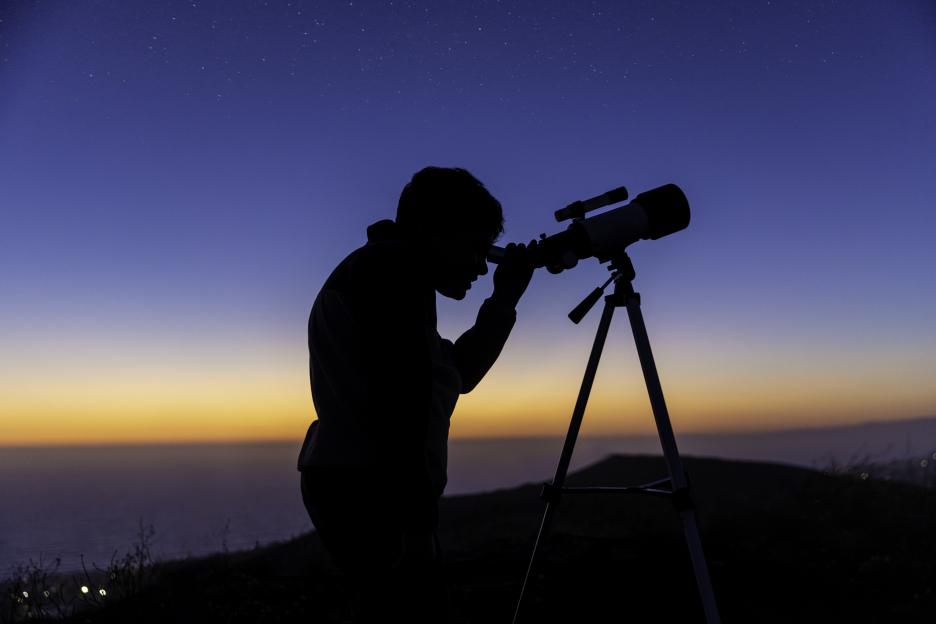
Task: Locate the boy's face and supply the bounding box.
[429,229,493,300]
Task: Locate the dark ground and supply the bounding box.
[15,455,936,623]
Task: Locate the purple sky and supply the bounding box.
[1,0,935,443]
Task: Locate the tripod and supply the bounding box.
[512,251,722,624]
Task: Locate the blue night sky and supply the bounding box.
[1,0,935,444]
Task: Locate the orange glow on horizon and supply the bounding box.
[3,353,934,446]
[3,328,934,446]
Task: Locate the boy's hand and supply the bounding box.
[491,240,536,309]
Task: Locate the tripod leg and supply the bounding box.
[624,292,722,624]
[512,500,558,624]
[512,298,617,624]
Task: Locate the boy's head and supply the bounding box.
[396,167,504,300]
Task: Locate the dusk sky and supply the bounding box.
[2,0,934,446]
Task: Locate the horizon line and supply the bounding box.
[2,414,934,450]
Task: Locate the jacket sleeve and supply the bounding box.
[350,244,437,532]
[451,296,517,394]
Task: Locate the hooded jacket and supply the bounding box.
[297,219,516,531]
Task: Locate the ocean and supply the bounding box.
[2,419,934,578]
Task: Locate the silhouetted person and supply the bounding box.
[297,166,534,623]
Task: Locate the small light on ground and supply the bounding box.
[80,585,89,594]
[99,588,107,597]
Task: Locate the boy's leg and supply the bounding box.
[301,469,449,623]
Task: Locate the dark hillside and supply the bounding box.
[38,455,936,623]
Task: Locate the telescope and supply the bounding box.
[487,184,689,273]
[501,182,722,624]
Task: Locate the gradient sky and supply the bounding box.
[2,0,935,446]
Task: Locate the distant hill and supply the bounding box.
[445,415,936,495]
[27,454,936,623]
[674,415,936,465]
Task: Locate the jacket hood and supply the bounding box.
[366,219,402,243]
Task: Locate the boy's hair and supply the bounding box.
[396,167,504,242]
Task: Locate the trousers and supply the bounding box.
[300,467,449,623]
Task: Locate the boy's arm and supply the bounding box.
[451,295,516,393]
[452,242,535,393]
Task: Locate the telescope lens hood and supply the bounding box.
[636,184,690,240]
